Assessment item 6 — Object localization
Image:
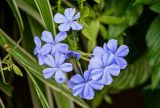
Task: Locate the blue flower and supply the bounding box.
[43,52,73,83]
[41,31,68,56]
[34,36,45,65]
[68,70,104,100]
[65,50,81,60]
[88,52,120,85]
[93,39,129,69]
[54,8,83,31]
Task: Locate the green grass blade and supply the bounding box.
[7,0,24,31]
[33,0,55,35]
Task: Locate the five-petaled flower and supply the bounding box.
[34,36,45,65]
[93,39,129,69]
[68,70,104,100]
[54,8,83,31]
[41,31,68,56]
[43,52,73,83]
[89,52,120,85]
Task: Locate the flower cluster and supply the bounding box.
[34,8,129,100]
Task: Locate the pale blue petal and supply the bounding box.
[51,46,57,56]
[42,68,57,79]
[64,8,75,20]
[55,32,67,42]
[70,51,81,60]
[55,70,66,83]
[41,31,54,43]
[105,64,120,76]
[100,72,113,85]
[56,43,69,53]
[34,47,39,55]
[58,22,71,31]
[88,57,103,69]
[90,69,103,81]
[89,81,104,90]
[37,55,44,65]
[93,46,105,58]
[115,57,127,69]
[40,44,52,55]
[107,39,118,53]
[55,52,65,66]
[71,21,83,30]
[54,13,67,23]
[59,63,73,72]
[68,74,84,89]
[84,70,91,81]
[34,36,41,49]
[103,43,110,52]
[73,84,84,96]
[83,85,95,100]
[44,55,56,67]
[73,12,80,20]
[115,45,129,57]
[102,52,114,66]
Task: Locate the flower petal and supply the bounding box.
[93,46,105,58]
[56,43,69,53]
[40,44,52,55]
[41,31,54,43]
[44,55,56,67]
[37,55,44,65]
[72,84,84,97]
[105,64,120,76]
[73,12,80,20]
[58,22,71,31]
[54,13,67,23]
[89,81,104,90]
[115,45,129,57]
[103,43,109,52]
[88,57,103,69]
[107,39,118,53]
[84,70,91,81]
[55,32,67,42]
[100,72,113,85]
[102,52,114,66]
[55,52,65,66]
[83,85,95,100]
[70,51,81,60]
[115,57,127,69]
[71,21,83,30]
[90,69,103,81]
[55,70,66,83]
[64,8,75,20]
[59,63,73,72]
[42,68,57,79]
[68,74,84,89]
[51,46,57,56]
[34,36,41,49]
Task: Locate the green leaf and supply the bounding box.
[12,64,23,76]
[53,91,74,108]
[146,15,160,89]
[33,0,55,34]
[80,6,89,19]
[150,3,160,13]
[7,0,24,31]
[94,0,102,4]
[99,16,124,25]
[87,20,100,52]
[25,67,50,108]
[99,24,108,40]
[0,29,90,108]
[0,98,5,108]
[81,19,91,40]
[15,0,44,26]
[0,80,13,97]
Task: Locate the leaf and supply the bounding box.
[33,0,55,34]
[146,15,160,89]
[53,91,74,108]
[0,80,13,97]
[0,98,5,108]
[87,20,100,52]
[94,0,102,4]
[0,29,90,108]
[81,19,91,40]
[150,3,160,13]
[110,55,151,91]
[80,6,89,19]
[15,0,44,26]
[7,0,24,31]
[99,16,124,25]
[12,64,23,77]
[25,67,50,108]
[99,24,108,40]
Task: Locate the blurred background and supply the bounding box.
[0,0,160,108]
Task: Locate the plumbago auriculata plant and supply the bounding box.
[33,8,129,100]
